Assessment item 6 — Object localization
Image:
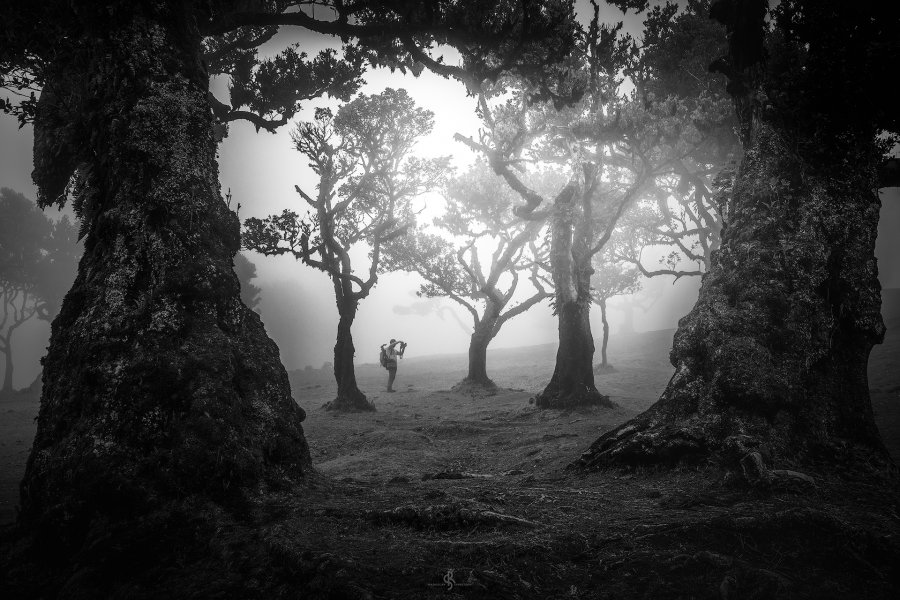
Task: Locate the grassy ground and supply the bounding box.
[1,291,898,597]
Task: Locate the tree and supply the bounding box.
[245,89,448,411]
[590,245,641,368]
[0,188,50,395]
[610,0,738,282]
[382,161,554,390]
[233,252,262,311]
[0,0,581,566]
[0,188,79,395]
[457,1,727,408]
[575,0,900,473]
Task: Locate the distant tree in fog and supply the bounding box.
[383,161,556,390]
[590,244,641,368]
[0,188,79,394]
[614,171,727,279]
[244,89,448,411]
[233,252,261,312]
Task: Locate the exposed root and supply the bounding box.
[323,395,376,412]
[534,387,614,410]
[570,409,709,470]
[366,502,540,530]
[450,378,498,397]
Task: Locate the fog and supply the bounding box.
[1,1,899,387]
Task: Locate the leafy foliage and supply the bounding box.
[0,188,81,390]
[381,161,553,336]
[243,88,448,302]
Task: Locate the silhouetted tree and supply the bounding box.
[244,89,448,411]
[576,0,900,473]
[590,246,641,367]
[383,161,555,390]
[0,188,50,395]
[0,189,80,395]
[0,0,580,582]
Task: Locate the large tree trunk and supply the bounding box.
[20,5,311,546]
[325,298,374,411]
[454,299,500,391]
[465,328,494,386]
[536,293,610,408]
[535,186,611,408]
[574,120,888,471]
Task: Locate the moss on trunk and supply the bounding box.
[574,121,888,471]
[20,5,311,545]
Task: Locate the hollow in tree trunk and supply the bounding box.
[574,121,888,471]
[19,6,311,548]
[324,298,374,411]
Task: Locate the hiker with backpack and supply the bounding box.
[380,339,407,392]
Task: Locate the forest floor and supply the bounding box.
[1,290,899,598]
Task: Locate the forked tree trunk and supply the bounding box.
[325,299,374,411]
[574,120,888,470]
[457,317,498,390]
[20,6,311,543]
[535,187,611,409]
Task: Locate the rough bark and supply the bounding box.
[325,299,374,411]
[453,314,499,393]
[465,328,494,386]
[574,120,888,470]
[20,5,311,544]
[535,188,611,408]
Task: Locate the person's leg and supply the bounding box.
[387,368,396,392]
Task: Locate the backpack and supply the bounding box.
[379,346,388,368]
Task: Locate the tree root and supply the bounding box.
[366,502,539,530]
[534,387,614,410]
[450,378,498,397]
[323,395,376,412]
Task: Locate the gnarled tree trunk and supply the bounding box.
[20,5,311,546]
[465,326,495,387]
[325,298,374,411]
[574,120,888,470]
[535,186,611,409]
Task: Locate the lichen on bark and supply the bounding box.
[574,120,888,471]
[20,7,311,544]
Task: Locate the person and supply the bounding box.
[383,338,407,392]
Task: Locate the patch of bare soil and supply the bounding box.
[2,320,899,598]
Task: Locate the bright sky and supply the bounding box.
[2,1,899,386]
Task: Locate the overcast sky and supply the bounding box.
[1,2,898,387]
